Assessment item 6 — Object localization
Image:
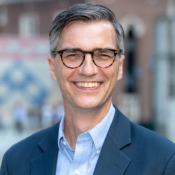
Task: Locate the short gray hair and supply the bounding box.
[49,4,125,58]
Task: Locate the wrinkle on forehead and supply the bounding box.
[57,21,117,51]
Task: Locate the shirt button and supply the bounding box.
[75,169,80,175]
[97,150,100,154]
[63,141,66,146]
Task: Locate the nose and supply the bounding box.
[78,53,98,77]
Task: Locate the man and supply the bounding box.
[1,4,175,175]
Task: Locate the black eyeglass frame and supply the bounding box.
[51,48,122,69]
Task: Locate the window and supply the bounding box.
[19,12,39,37]
[126,26,137,93]
[0,7,8,27]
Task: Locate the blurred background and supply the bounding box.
[0,0,175,164]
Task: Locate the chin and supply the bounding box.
[75,100,101,110]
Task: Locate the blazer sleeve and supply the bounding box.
[163,153,175,175]
[0,152,9,175]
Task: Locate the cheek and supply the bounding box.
[108,66,119,88]
[55,59,67,80]
[53,62,64,87]
[57,68,66,87]
[56,65,75,90]
[101,68,117,92]
[106,64,119,81]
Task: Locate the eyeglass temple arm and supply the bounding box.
[51,51,64,58]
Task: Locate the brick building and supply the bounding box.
[0,0,175,140]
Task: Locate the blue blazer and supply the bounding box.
[1,106,175,175]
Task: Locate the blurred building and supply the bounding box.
[0,0,175,141]
[0,0,85,126]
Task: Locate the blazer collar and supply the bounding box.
[93,105,131,175]
[38,122,60,152]
[30,105,131,175]
[31,122,60,175]
[108,105,131,149]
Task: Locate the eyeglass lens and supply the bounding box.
[62,49,115,68]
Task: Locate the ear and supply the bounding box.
[48,55,57,81]
[117,55,125,80]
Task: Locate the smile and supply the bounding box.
[75,82,100,88]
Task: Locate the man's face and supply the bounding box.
[48,21,124,110]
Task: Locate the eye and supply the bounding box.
[94,52,113,58]
[99,53,111,57]
[67,53,77,57]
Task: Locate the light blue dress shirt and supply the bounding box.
[56,103,115,175]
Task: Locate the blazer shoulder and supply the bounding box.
[130,121,175,153]
[0,123,60,175]
[5,122,60,159]
[112,105,175,153]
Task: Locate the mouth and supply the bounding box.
[74,82,101,90]
[75,82,100,88]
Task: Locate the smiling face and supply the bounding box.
[48,21,124,111]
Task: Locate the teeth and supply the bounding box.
[76,82,100,87]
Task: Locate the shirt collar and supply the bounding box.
[58,112,65,148]
[58,103,115,151]
[88,103,115,151]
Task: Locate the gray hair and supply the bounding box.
[49,4,125,58]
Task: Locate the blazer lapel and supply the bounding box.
[94,106,131,175]
[31,123,60,175]
[30,106,131,175]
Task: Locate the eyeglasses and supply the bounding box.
[52,48,121,69]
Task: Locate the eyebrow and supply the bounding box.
[60,47,117,51]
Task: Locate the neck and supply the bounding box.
[63,101,111,150]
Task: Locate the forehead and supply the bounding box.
[57,20,117,50]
